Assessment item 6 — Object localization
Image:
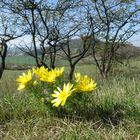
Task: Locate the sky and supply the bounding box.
[129,0,140,47]
[129,33,140,47]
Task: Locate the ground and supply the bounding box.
[0,57,140,140]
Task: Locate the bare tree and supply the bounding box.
[0,11,24,78]
[59,33,91,80]
[1,0,83,70]
[85,0,140,78]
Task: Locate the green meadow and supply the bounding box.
[0,57,140,140]
[6,56,36,66]
[6,56,69,67]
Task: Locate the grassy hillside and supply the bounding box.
[6,55,70,67]
[5,55,88,69]
[0,58,140,139]
[6,56,36,66]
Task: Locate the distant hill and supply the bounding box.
[116,43,140,59]
[7,39,140,59]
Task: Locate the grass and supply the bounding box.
[6,55,70,66]
[6,56,36,66]
[0,58,140,139]
[5,55,90,67]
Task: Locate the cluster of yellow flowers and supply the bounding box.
[74,73,97,93]
[33,66,64,83]
[16,66,97,107]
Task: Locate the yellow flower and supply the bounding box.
[51,83,75,107]
[33,66,48,78]
[16,70,33,90]
[40,70,56,83]
[53,67,64,77]
[74,73,97,93]
[33,66,64,83]
[75,72,81,82]
[17,84,26,91]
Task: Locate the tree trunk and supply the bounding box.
[0,64,4,79]
[69,65,75,80]
[50,52,56,69]
[0,40,7,79]
[100,71,108,79]
[0,56,6,79]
